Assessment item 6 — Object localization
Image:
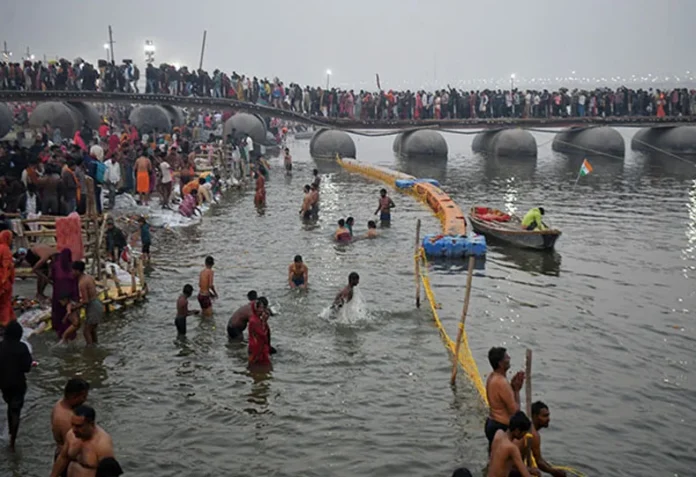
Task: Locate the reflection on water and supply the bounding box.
[684,179,696,271]
[482,155,537,183]
[395,154,449,183]
[493,247,562,277]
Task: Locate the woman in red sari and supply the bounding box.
[248,297,271,366]
[254,171,266,206]
[0,230,16,329]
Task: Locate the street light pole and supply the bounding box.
[326,69,332,90]
[108,25,115,63]
[510,73,515,91]
[144,40,155,65]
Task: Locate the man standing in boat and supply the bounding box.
[484,347,525,454]
[521,207,546,231]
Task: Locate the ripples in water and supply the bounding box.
[3,130,696,477]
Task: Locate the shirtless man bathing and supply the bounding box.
[485,346,525,453]
[332,272,359,310]
[198,256,218,317]
[51,405,115,477]
[51,378,90,476]
[488,411,539,477]
[530,401,567,477]
[288,255,308,289]
[226,290,258,340]
[72,261,103,346]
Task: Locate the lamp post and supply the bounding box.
[326,69,332,90]
[103,43,110,62]
[1,41,12,62]
[510,73,515,91]
[144,40,155,64]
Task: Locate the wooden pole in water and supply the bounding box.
[130,258,137,294]
[450,254,476,385]
[415,219,421,308]
[525,349,533,417]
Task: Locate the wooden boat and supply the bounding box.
[468,206,561,250]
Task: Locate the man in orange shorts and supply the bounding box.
[134,153,152,206]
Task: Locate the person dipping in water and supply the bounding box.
[198,256,218,317]
[345,217,355,238]
[58,293,81,345]
[334,219,352,243]
[227,290,258,340]
[283,147,292,175]
[530,402,567,477]
[354,220,379,241]
[51,378,90,474]
[175,284,200,336]
[332,272,359,310]
[288,255,308,290]
[312,168,321,189]
[299,185,313,220]
[72,261,103,346]
[51,405,115,477]
[374,188,395,224]
[309,183,320,218]
[488,411,539,477]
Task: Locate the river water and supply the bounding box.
[2,129,695,477]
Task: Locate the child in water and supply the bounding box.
[175,284,200,336]
[59,293,81,344]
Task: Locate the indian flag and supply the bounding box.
[579,158,593,176]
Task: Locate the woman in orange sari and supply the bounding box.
[0,230,16,329]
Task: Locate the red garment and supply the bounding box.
[248,307,270,365]
[130,126,140,144]
[98,124,109,138]
[73,131,87,151]
[56,212,85,261]
[0,230,16,326]
[108,134,120,153]
[254,175,266,204]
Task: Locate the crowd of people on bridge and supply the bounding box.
[2,58,696,120]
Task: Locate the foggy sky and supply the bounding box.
[2,0,695,90]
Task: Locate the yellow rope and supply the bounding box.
[417,248,488,405]
[341,156,584,475]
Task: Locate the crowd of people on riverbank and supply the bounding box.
[0,113,243,219]
[2,58,696,120]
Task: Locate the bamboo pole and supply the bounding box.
[525,349,532,417]
[130,259,137,295]
[450,254,476,385]
[95,215,108,281]
[137,258,145,297]
[414,219,421,308]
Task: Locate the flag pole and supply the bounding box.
[572,169,581,189]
